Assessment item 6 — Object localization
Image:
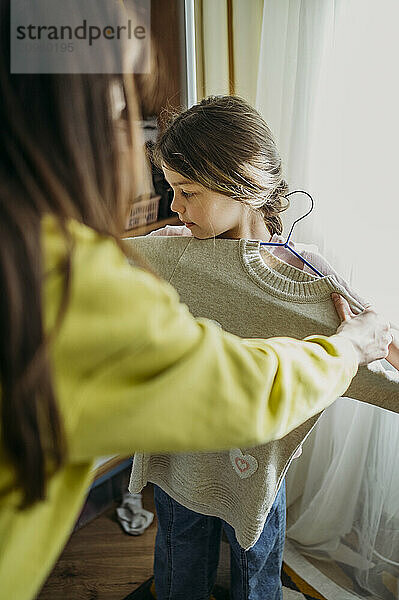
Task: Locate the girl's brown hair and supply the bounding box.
[0,0,145,507]
[154,95,289,236]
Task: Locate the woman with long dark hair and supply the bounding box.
[0,2,392,599]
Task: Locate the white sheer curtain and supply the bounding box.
[256,1,399,598]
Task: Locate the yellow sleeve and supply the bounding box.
[44,218,358,461]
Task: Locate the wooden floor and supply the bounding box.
[37,484,157,600]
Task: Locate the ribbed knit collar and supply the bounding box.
[240,239,346,303]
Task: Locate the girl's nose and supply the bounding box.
[170,193,185,215]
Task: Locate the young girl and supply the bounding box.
[128,95,399,600]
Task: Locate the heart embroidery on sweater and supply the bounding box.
[229,449,258,479]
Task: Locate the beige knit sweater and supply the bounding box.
[123,236,399,549]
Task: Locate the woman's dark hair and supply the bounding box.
[0,0,146,507]
[153,95,289,236]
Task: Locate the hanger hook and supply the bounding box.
[284,190,314,244]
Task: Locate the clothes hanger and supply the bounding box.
[259,190,324,277]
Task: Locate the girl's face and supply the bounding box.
[163,166,247,239]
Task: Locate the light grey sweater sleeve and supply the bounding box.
[346,360,399,414]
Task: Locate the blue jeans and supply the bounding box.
[153,480,286,600]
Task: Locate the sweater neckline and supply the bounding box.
[239,239,341,302]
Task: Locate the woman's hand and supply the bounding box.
[332,293,393,366]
